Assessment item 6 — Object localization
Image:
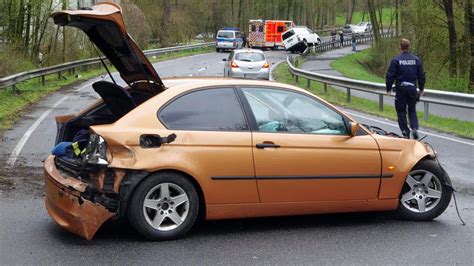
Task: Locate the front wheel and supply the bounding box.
[396,160,452,221]
[127,172,199,240]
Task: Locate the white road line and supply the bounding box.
[197,67,207,72]
[6,80,97,167]
[345,111,474,146]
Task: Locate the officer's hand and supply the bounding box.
[386,90,391,96]
[419,91,425,96]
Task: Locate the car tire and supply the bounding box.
[396,159,452,221]
[216,48,220,52]
[127,172,199,240]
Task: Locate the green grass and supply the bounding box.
[331,49,384,83]
[335,7,395,27]
[273,62,474,139]
[0,46,214,130]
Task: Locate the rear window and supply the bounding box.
[159,88,248,131]
[282,30,294,40]
[235,52,265,62]
[218,31,234,38]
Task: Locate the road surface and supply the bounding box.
[0,48,473,265]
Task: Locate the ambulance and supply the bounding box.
[248,19,295,49]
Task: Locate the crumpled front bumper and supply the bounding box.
[43,155,114,240]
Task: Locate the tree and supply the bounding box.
[367,0,381,42]
[442,0,458,77]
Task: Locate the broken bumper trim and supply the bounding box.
[44,155,115,240]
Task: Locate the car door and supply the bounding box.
[238,87,382,203]
[158,87,259,204]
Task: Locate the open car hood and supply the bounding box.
[51,2,165,94]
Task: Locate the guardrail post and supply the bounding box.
[12,84,20,94]
[379,94,384,111]
[57,71,61,80]
[307,79,311,88]
[423,102,429,121]
[323,83,328,93]
[41,75,45,86]
[295,75,299,83]
[346,88,351,102]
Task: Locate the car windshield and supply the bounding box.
[357,22,366,26]
[218,31,234,38]
[235,52,265,62]
[282,30,294,40]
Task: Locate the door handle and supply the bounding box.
[256,142,281,149]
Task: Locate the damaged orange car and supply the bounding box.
[44,3,453,241]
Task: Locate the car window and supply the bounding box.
[159,88,248,131]
[235,32,241,38]
[277,26,284,32]
[306,28,314,34]
[218,31,234,38]
[282,30,294,40]
[241,88,347,135]
[251,25,257,32]
[235,52,265,62]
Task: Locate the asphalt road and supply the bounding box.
[0,48,473,265]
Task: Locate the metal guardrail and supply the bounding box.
[287,36,474,121]
[0,42,215,90]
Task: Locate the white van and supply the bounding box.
[282,27,321,53]
[216,28,244,52]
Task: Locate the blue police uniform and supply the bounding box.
[386,51,425,138]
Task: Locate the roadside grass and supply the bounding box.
[273,62,474,139]
[0,46,214,130]
[335,8,395,27]
[332,47,471,94]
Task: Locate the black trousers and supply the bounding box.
[395,85,419,132]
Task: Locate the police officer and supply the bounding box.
[386,38,426,139]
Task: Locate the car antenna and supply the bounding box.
[91,41,117,85]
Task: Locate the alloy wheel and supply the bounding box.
[401,170,442,213]
[142,183,190,231]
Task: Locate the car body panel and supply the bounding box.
[252,133,382,202]
[51,2,164,94]
[44,156,114,240]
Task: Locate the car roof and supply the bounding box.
[233,49,264,54]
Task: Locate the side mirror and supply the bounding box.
[349,122,360,137]
[222,58,227,62]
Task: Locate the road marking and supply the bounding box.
[345,111,474,146]
[6,80,97,167]
[197,67,207,72]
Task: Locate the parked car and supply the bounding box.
[223,49,270,80]
[282,26,321,53]
[46,3,453,241]
[343,22,372,35]
[215,27,243,52]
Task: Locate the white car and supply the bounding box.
[282,27,321,53]
[343,22,372,35]
[223,49,270,80]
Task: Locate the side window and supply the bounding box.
[235,32,241,38]
[159,88,248,131]
[241,88,347,135]
[251,25,256,32]
[277,26,284,32]
[258,25,264,32]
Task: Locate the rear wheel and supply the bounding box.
[396,160,452,221]
[127,172,199,240]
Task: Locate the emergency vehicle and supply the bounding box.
[248,19,295,49]
[215,28,243,52]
